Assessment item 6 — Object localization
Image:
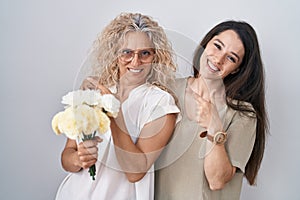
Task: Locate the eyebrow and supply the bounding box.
[215,39,241,61]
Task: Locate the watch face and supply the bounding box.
[214,132,226,144]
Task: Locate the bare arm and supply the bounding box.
[200,101,236,190]
[191,78,236,190]
[60,77,106,172]
[80,77,177,182]
[111,112,176,182]
[204,140,236,190]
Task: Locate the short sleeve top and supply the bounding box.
[155,78,256,200]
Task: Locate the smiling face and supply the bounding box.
[199,30,245,79]
[117,31,154,85]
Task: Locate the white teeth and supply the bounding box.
[128,68,143,73]
[208,61,219,72]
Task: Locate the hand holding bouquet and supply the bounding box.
[51,89,120,180]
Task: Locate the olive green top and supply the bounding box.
[155,78,256,200]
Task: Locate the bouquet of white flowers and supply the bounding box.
[51,89,120,180]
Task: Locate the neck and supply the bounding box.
[190,75,226,105]
[201,76,224,93]
[117,78,146,102]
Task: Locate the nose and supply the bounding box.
[216,52,225,65]
[130,53,142,67]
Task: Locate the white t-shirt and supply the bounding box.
[55,84,180,200]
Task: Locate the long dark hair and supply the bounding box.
[193,20,268,185]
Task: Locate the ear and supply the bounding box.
[231,68,240,74]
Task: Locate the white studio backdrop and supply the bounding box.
[1,0,299,199]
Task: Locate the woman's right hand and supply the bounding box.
[80,76,111,94]
[77,136,102,169]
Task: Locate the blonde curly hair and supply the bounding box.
[87,12,176,94]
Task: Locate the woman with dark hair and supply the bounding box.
[155,20,268,200]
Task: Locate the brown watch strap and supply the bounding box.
[199,131,213,142]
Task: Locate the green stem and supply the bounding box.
[82,131,97,181]
[88,164,96,181]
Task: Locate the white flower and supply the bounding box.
[62,90,102,106]
[52,89,120,181]
[51,105,111,140]
[51,111,63,135]
[100,94,120,118]
[52,89,120,140]
[95,107,110,134]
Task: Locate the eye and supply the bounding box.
[140,50,151,56]
[227,55,237,63]
[214,43,222,50]
[121,49,132,55]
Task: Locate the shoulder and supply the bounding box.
[175,77,189,87]
[146,84,176,103]
[139,84,180,124]
[142,84,180,114]
[223,99,257,131]
[231,99,253,107]
[173,77,190,96]
[229,99,256,117]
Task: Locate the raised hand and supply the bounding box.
[80,76,112,94]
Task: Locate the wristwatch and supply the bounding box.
[200,131,227,145]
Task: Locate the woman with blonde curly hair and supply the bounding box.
[88,12,176,92]
[55,13,180,200]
